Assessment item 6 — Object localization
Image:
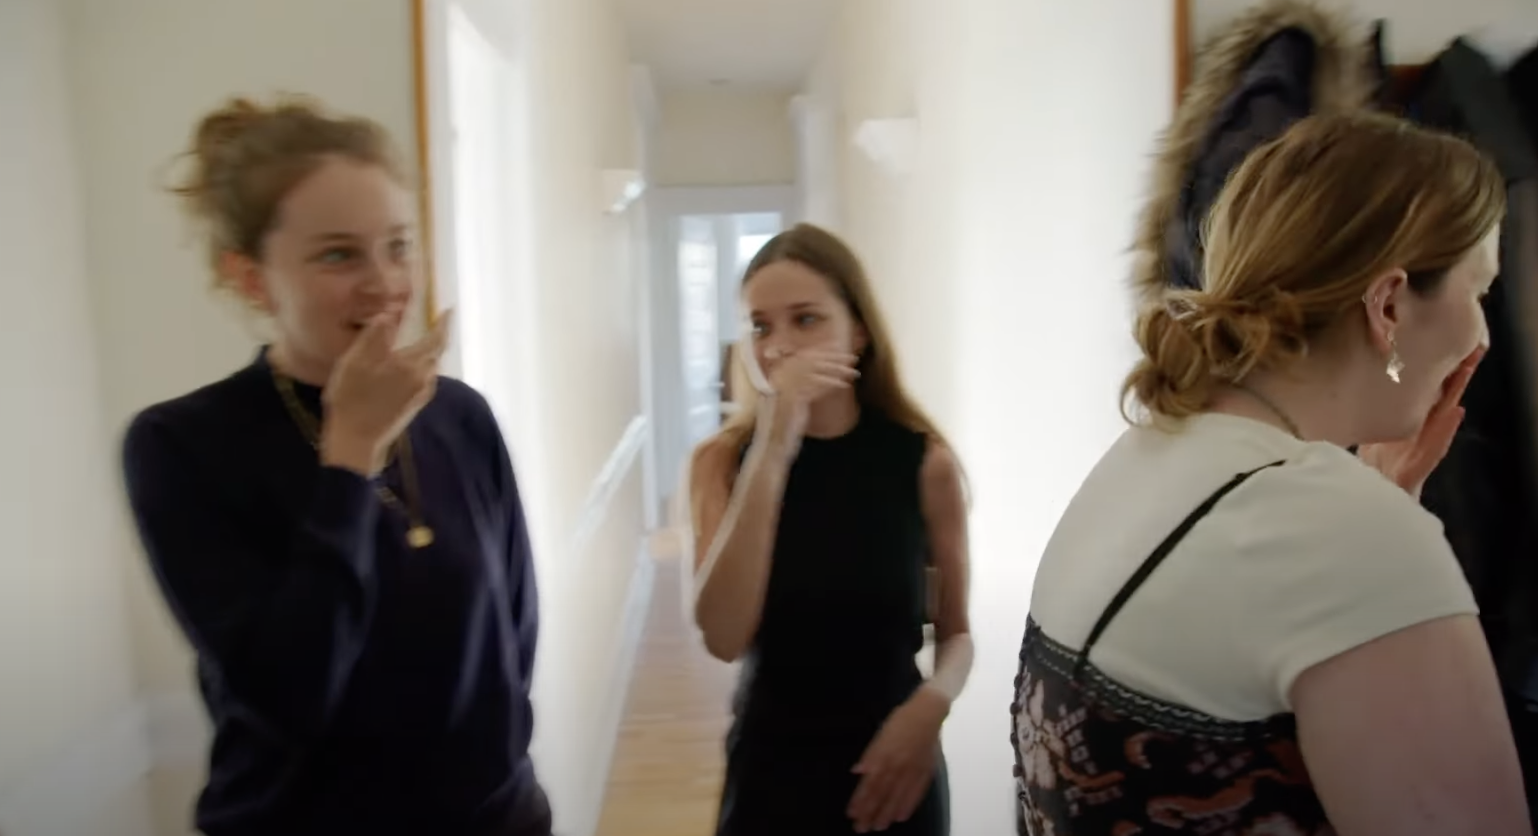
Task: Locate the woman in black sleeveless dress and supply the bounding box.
[688,223,973,836]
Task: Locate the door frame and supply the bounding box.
[645,185,799,524]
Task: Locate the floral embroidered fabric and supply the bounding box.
[1011,621,1332,836]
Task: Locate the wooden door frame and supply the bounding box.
[410,0,440,327]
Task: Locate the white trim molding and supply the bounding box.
[647,184,798,218]
[574,544,654,836]
[569,415,649,559]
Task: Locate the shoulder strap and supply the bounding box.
[1072,460,1285,680]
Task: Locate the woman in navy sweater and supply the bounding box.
[121,95,550,836]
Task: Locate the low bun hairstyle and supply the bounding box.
[167,94,404,287]
[1130,286,1309,419]
[1123,111,1505,424]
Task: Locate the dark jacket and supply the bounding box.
[1405,39,1538,703]
[1508,44,1538,143]
[1131,0,1377,306]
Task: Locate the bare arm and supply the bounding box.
[917,440,973,709]
[689,432,792,662]
[1294,614,1529,836]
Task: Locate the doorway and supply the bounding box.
[677,210,783,446]
[647,186,797,522]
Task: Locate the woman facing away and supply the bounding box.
[1012,111,1529,836]
[689,223,973,836]
[120,96,551,836]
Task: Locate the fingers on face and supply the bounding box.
[353,313,398,356]
[806,354,860,387]
[811,374,854,392]
[768,346,857,365]
[398,312,453,368]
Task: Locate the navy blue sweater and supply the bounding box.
[122,349,546,836]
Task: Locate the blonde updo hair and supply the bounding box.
[1123,111,1506,423]
[167,94,405,288]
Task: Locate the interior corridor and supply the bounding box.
[9,0,1537,834]
[594,531,736,836]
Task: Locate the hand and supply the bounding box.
[758,347,859,457]
[1358,345,1484,497]
[847,685,948,833]
[320,310,454,474]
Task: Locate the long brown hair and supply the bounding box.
[1123,111,1506,423]
[718,223,956,458]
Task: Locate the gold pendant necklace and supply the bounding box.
[271,368,434,549]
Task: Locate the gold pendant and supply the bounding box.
[407,526,435,549]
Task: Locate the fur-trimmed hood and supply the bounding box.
[1131,0,1378,307]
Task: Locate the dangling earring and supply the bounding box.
[1385,332,1405,383]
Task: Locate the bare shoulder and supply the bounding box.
[919,436,965,496]
[689,431,741,488]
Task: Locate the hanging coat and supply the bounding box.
[1130,0,1378,307]
[1512,44,1538,140]
[1408,32,1538,708]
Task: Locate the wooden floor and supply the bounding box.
[593,538,738,836]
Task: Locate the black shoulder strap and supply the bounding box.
[1072,460,1285,680]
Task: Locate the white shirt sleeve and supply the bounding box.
[1230,452,1480,710]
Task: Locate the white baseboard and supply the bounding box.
[574,544,655,836]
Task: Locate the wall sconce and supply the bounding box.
[601,168,646,214]
[851,117,919,177]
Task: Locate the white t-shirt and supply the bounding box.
[1029,412,1478,722]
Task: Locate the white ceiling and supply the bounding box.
[615,0,836,90]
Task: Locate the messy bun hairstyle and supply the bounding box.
[1123,111,1505,424]
[168,94,404,287]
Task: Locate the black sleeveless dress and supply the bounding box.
[1011,462,1334,835]
[716,413,950,836]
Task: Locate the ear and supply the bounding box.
[852,321,870,357]
[1360,267,1409,353]
[219,250,271,313]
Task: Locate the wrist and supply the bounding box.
[913,682,953,719]
[757,415,801,460]
[319,427,383,476]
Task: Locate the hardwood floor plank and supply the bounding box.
[594,548,737,836]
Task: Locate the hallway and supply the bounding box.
[595,535,737,836]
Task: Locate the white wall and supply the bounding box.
[652,88,798,187]
[1194,0,1538,66]
[0,2,155,835]
[799,0,1173,831]
[422,1,653,834]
